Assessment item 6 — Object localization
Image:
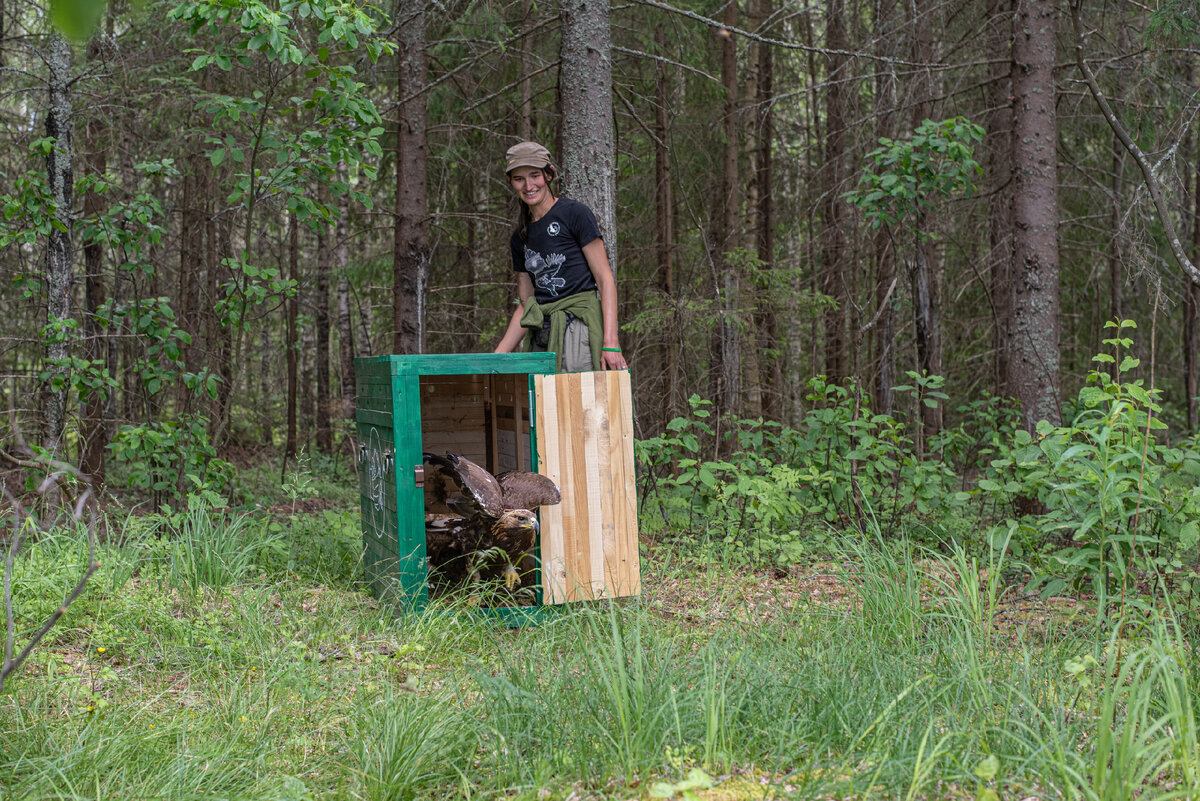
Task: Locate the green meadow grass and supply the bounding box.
[2,505,1199,800]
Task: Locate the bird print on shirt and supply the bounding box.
[524,247,567,297]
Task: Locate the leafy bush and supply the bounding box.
[978,321,1200,610]
[636,380,972,562]
[637,320,1200,611]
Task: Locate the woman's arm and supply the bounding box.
[494,272,535,353]
[582,238,628,370]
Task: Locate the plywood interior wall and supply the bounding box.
[419,373,532,512]
[535,370,640,604]
[489,373,532,474]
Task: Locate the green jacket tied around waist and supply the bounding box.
[519,292,603,372]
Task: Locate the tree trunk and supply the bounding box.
[300,248,315,451]
[654,24,679,421]
[751,0,776,420]
[42,32,74,457]
[80,87,107,483]
[316,213,332,455]
[393,0,429,354]
[821,0,849,383]
[1005,0,1061,428]
[356,290,373,357]
[519,0,534,141]
[210,215,235,447]
[1188,132,1200,433]
[872,0,898,414]
[559,0,618,275]
[336,179,355,422]
[284,213,299,468]
[1108,131,1125,325]
[986,0,1013,398]
[715,0,741,416]
[259,326,273,446]
[909,0,941,441]
[178,152,206,415]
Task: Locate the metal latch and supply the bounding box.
[414,465,425,488]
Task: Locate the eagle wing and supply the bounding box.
[423,452,506,518]
[496,471,561,510]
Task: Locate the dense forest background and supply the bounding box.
[2,0,1199,493]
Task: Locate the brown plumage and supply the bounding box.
[423,452,560,591]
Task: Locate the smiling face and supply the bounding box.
[508,166,554,217]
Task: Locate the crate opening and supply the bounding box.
[418,373,542,606]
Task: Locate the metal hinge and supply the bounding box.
[414,464,425,488]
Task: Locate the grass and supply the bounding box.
[3,503,1200,800]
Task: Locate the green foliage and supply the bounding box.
[1146,0,1200,46]
[978,321,1200,611]
[0,143,67,250]
[48,0,109,41]
[108,416,233,498]
[171,0,390,223]
[155,486,285,598]
[845,117,985,238]
[638,318,1200,625]
[637,382,974,561]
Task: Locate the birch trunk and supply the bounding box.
[42,32,74,456]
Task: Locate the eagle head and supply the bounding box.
[493,509,539,536]
[491,509,540,556]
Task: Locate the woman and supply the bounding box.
[493,141,628,372]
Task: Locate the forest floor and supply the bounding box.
[0,497,1186,800]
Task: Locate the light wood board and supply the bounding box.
[535,371,640,603]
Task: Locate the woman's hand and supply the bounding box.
[601,347,627,371]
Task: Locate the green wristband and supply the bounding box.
[602,347,622,353]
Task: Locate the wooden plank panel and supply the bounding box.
[536,371,640,604]
[610,370,640,595]
[563,373,592,601]
[534,375,566,602]
[591,372,618,598]
[419,431,489,450]
[579,372,606,595]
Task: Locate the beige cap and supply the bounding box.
[505,141,552,173]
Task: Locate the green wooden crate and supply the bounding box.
[355,353,641,617]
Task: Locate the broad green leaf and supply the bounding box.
[973,754,999,781]
[50,0,105,41]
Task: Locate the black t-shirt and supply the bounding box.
[510,198,603,303]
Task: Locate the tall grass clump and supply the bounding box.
[156,485,284,597]
[0,687,288,799]
[347,687,477,801]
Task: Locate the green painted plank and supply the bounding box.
[385,353,555,376]
[392,374,430,608]
[355,408,395,428]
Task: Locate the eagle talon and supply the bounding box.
[503,564,520,591]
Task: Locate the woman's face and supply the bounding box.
[509,166,551,210]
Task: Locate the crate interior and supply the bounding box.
[419,373,537,599]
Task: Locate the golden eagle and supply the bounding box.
[423,451,561,591]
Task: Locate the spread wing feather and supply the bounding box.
[496,471,561,511]
[422,451,506,518]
